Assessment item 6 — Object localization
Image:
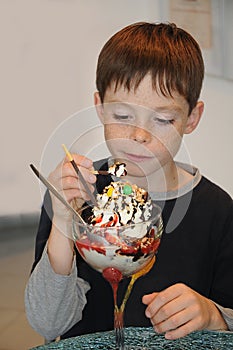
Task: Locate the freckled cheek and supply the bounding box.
[159,132,183,158]
[104,125,130,141]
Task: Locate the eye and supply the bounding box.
[113,114,132,121]
[153,117,174,125]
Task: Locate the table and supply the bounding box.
[30,327,233,349]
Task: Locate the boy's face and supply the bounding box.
[95,74,203,178]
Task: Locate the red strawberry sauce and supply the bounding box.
[102,267,123,305]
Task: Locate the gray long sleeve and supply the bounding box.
[25,247,90,342]
[214,302,233,331]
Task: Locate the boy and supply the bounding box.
[25,22,233,342]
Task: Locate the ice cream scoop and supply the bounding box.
[92,162,127,177]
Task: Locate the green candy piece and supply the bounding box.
[123,184,132,195]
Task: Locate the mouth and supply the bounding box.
[124,152,153,163]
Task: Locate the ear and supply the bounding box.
[94,91,104,124]
[184,101,204,134]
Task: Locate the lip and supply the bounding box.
[124,152,153,163]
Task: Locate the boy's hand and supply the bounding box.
[46,153,96,274]
[142,283,227,340]
[48,154,96,223]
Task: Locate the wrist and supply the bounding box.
[52,213,73,240]
[208,300,228,331]
[47,222,75,275]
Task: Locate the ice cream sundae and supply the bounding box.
[73,180,162,277]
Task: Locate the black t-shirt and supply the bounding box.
[32,160,233,339]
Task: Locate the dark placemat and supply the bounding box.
[31,327,233,349]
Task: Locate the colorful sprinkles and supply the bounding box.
[123,184,132,195]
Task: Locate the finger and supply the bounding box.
[153,304,192,334]
[145,285,184,318]
[164,319,198,340]
[65,166,96,186]
[62,170,95,198]
[49,167,96,207]
[51,186,92,210]
[72,154,93,169]
[61,174,96,191]
[142,293,158,305]
[50,166,96,195]
[63,187,94,203]
[61,163,96,183]
[52,155,93,180]
[62,181,95,202]
[150,293,187,325]
[62,152,93,166]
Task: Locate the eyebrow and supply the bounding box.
[104,100,183,114]
[153,105,183,114]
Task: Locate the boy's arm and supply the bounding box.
[25,245,90,341]
[47,222,75,275]
[25,154,95,340]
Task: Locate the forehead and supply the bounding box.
[103,74,189,114]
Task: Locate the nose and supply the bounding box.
[130,125,151,143]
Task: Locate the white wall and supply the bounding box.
[185,75,233,195]
[0,0,232,216]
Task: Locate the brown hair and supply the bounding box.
[96,22,204,115]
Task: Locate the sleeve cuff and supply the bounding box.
[213,302,233,332]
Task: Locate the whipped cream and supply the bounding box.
[91,181,152,229]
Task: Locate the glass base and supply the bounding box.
[30,327,233,349]
[119,347,147,350]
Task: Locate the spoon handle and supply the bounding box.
[30,164,86,225]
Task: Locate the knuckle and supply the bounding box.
[73,153,83,162]
[65,176,76,188]
[181,323,192,336]
[63,161,71,172]
[177,282,186,291]
[189,292,198,304]
[162,306,170,319]
[157,293,166,304]
[153,324,162,333]
[74,154,92,167]
[170,314,180,328]
[146,305,153,317]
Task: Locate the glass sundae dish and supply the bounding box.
[72,180,163,349]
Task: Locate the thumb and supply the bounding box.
[142,292,158,305]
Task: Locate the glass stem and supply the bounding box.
[109,280,125,349]
[114,305,124,349]
[120,257,156,313]
[114,277,137,350]
[119,276,136,313]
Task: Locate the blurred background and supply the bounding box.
[0,1,232,349]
